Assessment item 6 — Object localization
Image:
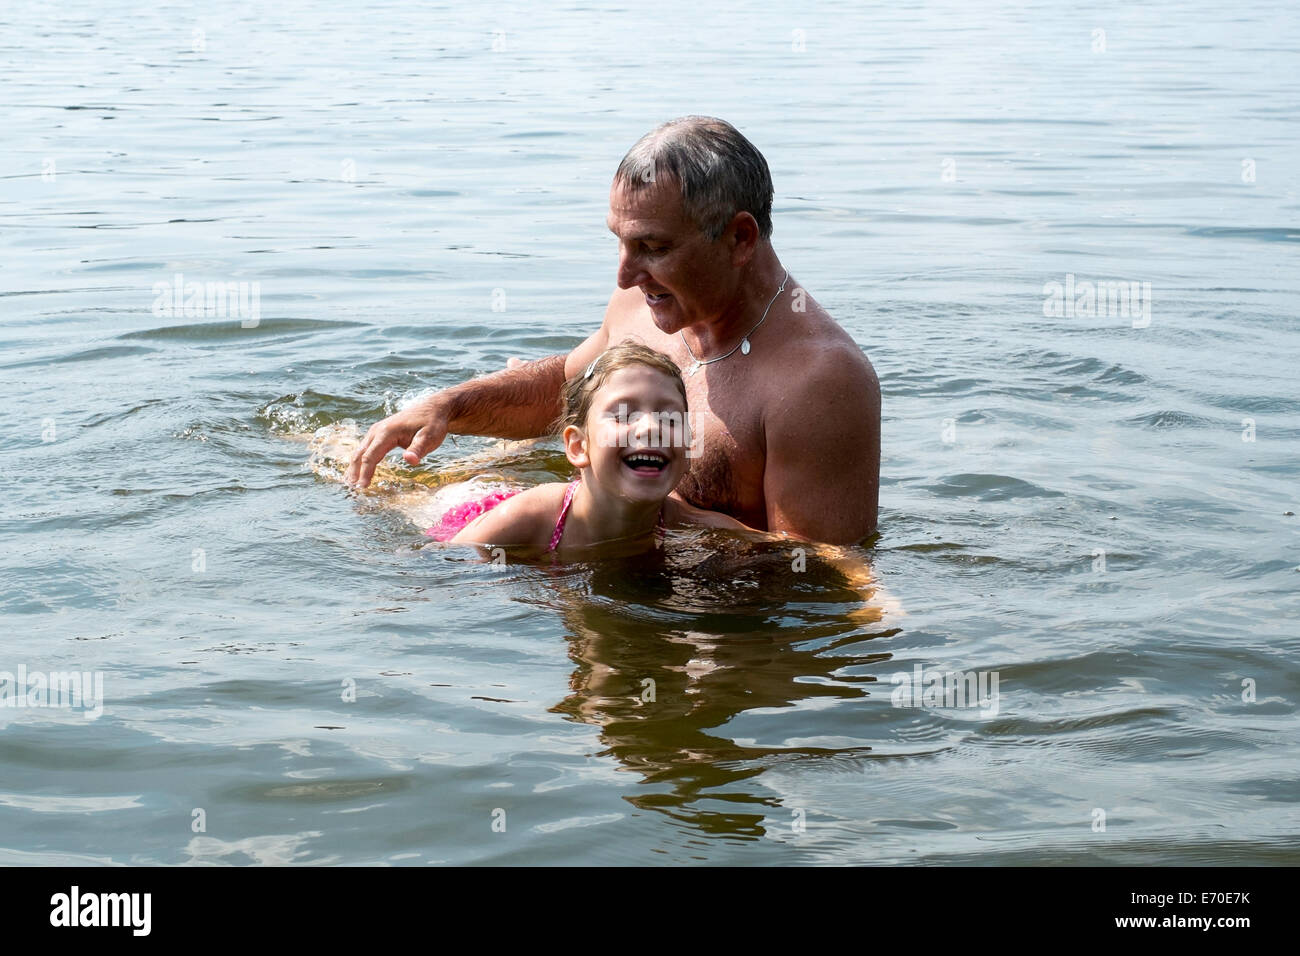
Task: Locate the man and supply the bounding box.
[346,116,881,545]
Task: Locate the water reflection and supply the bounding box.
[543,542,900,836]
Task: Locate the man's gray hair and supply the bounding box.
[614,116,774,241]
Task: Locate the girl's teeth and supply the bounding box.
[625,454,666,470]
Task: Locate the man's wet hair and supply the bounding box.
[613,116,774,241]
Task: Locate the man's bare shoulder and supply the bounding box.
[765,322,879,420]
[605,286,654,335]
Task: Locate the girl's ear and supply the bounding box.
[562,424,590,468]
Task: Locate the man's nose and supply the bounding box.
[616,247,646,290]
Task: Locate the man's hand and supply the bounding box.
[345,395,449,489]
[343,352,573,489]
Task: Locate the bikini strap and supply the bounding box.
[547,479,580,553]
[549,480,669,554]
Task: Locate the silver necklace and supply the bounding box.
[679,269,789,377]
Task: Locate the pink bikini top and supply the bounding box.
[547,479,667,554]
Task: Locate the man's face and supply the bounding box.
[607,178,736,334]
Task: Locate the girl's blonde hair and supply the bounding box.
[550,340,687,435]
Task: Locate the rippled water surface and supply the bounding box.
[3,0,1298,864]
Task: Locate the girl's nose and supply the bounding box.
[632,411,661,445]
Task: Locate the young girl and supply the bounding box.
[427,341,750,560]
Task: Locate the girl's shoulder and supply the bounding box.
[450,480,573,549]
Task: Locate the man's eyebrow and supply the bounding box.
[606,220,666,242]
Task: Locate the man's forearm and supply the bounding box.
[436,353,567,440]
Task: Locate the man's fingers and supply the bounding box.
[345,425,378,485]
[346,427,373,482]
[345,407,446,487]
[350,428,396,489]
[344,433,368,484]
[402,426,438,465]
[360,445,390,487]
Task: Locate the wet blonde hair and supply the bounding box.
[551,340,688,436]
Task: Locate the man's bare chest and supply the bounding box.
[676,363,770,524]
[613,309,773,522]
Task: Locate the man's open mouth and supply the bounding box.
[621,449,670,473]
[645,291,671,304]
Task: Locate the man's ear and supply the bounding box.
[562,424,590,468]
[726,211,761,268]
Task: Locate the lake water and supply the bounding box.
[2,0,1297,865]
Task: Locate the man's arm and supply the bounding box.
[346,292,619,488]
[762,346,880,544]
[666,492,755,531]
[343,355,565,487]
[441,354,569,439]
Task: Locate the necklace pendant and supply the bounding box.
[686,361,701,376]
[740,338,751,356]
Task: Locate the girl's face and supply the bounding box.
[564,365,690,502]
